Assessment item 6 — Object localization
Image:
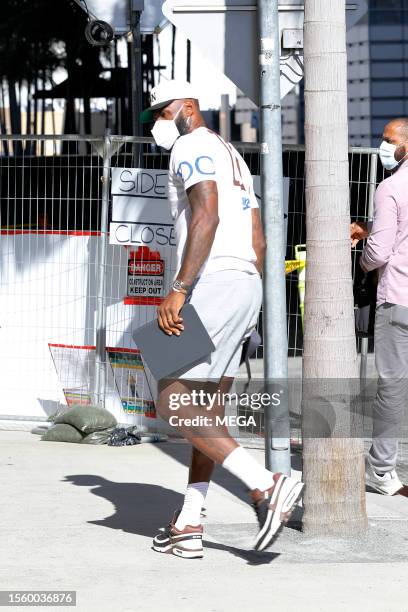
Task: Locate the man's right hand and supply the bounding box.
[350,221,369,247]
[157,290,186,336]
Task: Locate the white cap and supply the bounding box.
[140,79,199,123]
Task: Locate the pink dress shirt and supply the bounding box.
[361,159,408,306]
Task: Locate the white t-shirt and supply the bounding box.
[168,127,259,278]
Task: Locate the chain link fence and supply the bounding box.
[0,135,382,443]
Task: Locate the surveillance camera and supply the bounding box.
[85,19,114,46]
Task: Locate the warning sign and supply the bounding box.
[125,246,165,305]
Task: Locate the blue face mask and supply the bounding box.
[379,140,408,171]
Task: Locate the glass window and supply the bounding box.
[371,0,401,8]
[371,61,404,78]
[370,10,403,24]
[370,24,404,41]
[372,99,405,115]
[372,119,389,137]
[371,80,404,97]
[370,43,403,60]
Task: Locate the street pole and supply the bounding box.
[94,132,111,408]
[186,39,191,82]
[129,0,144,166]
[258,0,291,474]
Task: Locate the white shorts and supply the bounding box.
[175,269,263,382]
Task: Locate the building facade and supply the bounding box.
[280,1,408,146]
[348,0,408,146]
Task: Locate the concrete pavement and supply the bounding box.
[0,430,407,612]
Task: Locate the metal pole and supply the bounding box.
[219,94,231,142]
[129,0,144,166]
[360,152,378,381]
[94,133,111,407]
[258,0,291,474]
[186,39,191,82]
[171,25,176,79]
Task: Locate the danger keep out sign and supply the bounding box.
[126,246,165,305]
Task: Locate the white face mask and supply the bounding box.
[379,140,408,171]
[151,104,184,150]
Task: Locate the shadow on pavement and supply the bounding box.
[63,474,280,562]
[63,475,183,537]
[202,540,280,565]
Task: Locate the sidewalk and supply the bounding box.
[0,430,407,612]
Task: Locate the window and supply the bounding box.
[372,119,389,136]
[372,99,405,115]
[370,43,403,60]
[371,80,404,97]
[370,10,403,25]
[371,0,402,8]
[371,61,404,78]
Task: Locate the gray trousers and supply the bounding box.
[369,302,408,473]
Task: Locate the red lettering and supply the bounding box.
[128,259,164,276]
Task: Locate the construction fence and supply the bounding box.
[0,135,383,438]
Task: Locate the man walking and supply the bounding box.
[140,80,304,558]
[351,117,408,497]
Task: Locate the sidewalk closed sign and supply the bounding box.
[109,168,175,249]
[126,246,165,305]
[110,168,177,306]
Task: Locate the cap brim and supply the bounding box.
[139,99,175,124]
[140,108,154,124]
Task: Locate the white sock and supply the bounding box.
[175,482,209,529]
[222,446,275,492]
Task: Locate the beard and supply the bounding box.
[175,112,191,136]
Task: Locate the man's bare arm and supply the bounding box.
[157,180,218,336]
[177,180,219,285]
[350,221,369,247]
[251,208,266,273]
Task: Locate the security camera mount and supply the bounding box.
[71,0,115,46]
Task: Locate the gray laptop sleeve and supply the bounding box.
[132,304,215,380]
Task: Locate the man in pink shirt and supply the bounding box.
[351,118,408,497]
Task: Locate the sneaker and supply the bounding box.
[365,459,405,496]
[152,511,203,559]
[251,473,304,552]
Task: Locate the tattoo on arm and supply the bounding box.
[177,180,219,285]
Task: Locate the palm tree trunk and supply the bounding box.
[302,0,367,536]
